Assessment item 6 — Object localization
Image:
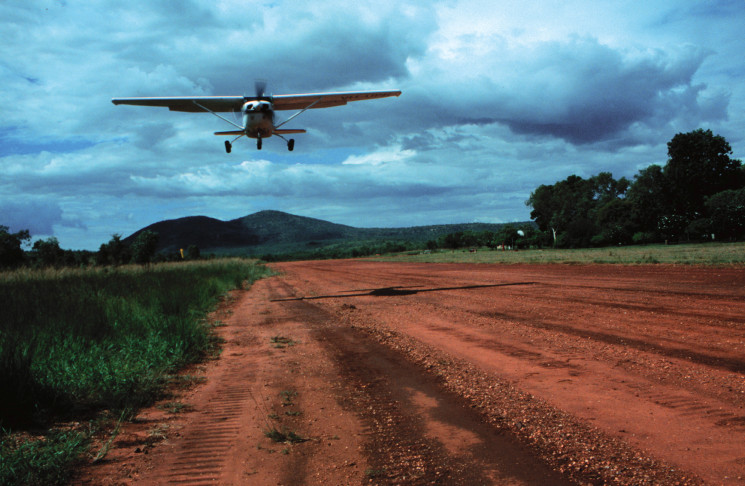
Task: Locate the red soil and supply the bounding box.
[79,261,745,485]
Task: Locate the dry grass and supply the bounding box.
[377,242,745,266]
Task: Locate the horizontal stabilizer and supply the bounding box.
[273,129,307,134]
[214,130,245,136]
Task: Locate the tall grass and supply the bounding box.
[0,259,269,484]
[0,259,267,424]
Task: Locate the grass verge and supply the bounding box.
[0,258,269,484]
[377,242,745,265]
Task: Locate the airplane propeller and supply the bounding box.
[254,80,268,100]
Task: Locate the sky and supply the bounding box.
[1,0,744,250]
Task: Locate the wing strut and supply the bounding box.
[274,97,324,129]
[192,101,244,130]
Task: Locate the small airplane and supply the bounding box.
[112,82,401,152]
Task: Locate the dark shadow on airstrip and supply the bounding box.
[270,282,537,302]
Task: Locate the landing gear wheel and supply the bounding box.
[288,139,295,151]
[224,141,232,154]
[257,137,262,150]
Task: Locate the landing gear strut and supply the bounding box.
[224,141,232,154]
[276,133,295,152]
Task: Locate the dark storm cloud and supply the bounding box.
[392,37,724,146]
[113,4,436,96]
[497,40,719,143]
[384,38,729,148]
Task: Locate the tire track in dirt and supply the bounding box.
[154,361,256,485]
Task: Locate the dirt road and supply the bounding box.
[83,260,745,485]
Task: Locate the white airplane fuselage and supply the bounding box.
[242,100,274,138]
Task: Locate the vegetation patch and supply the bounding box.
[280,390,297,406]
[0,429,89,486]
[263,427,307,444]
[0,259,269,484]
[270,336,297,348]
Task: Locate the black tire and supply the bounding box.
[224,141,232,153]
[288,139,295,151]
[257,138,262,150]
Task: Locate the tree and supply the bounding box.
[439,231,464,249]
[0,226,30,268]
[593,199,634,246]
[527,175,603,247]
[130,230,159,264]
[493,224,519,248]
[664,128,744,227]
[32,237,64,267]
[625,164,670,241]
[526,183,561,246]
[97,234,130,266]
[706,188,745,239]
[589,172,630,206]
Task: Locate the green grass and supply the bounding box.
[157,401,193,414]
[0,258,269,483]
[280,390,297,407]
[263,428,307,444]
[377,242,745,265]
[0,429,89,486]
[270,336,296,348]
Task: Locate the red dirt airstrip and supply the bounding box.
[80,260,745,485]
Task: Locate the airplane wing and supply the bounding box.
[271,90,401,111]
[112,90,400,112]
[111,96,245,112]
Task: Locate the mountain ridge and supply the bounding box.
[124,210,521,256]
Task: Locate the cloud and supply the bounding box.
[0,197,84,236]
[341,145,415,166]
[394,36,724,145]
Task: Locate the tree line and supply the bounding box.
[526,129,745,248]
[0,228,202,269]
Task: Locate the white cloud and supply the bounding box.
[341,146,415,166]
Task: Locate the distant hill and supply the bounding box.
[124,210,522,256]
